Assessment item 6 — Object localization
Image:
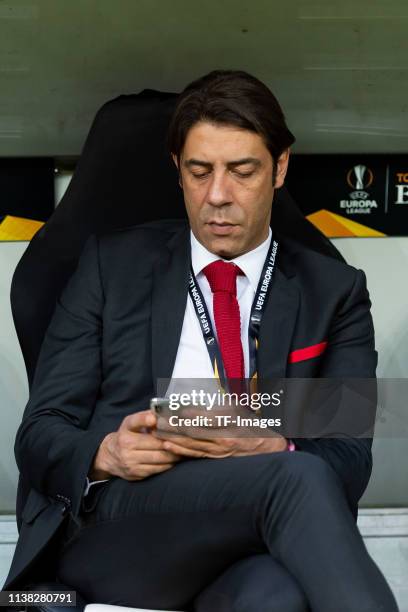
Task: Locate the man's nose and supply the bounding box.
[206,173,232,207]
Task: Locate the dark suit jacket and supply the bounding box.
[3,219,377,591]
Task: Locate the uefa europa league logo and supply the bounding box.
[347,165,373,200]
[353,165,366,190]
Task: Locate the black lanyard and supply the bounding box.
[188,238,279,390]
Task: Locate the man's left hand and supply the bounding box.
[151,432,288,458]
[150,406,288,458]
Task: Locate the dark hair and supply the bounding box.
[167,69,296,179]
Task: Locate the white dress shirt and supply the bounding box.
[171,227,272,379]
[83,227,272,496]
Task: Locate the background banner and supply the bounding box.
[0,158,53,241]
[286,154,408,237]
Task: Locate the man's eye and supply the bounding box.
[192,172,209,179]
[234,171,254,178]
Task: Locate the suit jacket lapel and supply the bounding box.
[151,225,191,385]
[257,239,299,379]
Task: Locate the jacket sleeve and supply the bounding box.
[14,234,112,519]
[293,268,378,511]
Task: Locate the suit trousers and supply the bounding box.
[55,451,398,612]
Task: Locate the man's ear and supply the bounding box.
[171,153,183,189]
[273,148,290,189]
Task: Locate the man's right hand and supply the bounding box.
[89,410,182,481]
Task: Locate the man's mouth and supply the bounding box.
[206,221,237,236]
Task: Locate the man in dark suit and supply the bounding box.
[4,70,398,611]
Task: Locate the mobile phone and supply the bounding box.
[150,397,170,415]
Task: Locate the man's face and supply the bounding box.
[173,121,289,259]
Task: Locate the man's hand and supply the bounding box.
[151,405,288,459]
[89,410,183,481]
[151,432,288,459]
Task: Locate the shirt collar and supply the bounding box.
[191,227,272,293]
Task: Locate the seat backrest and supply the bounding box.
[10,89,344,529]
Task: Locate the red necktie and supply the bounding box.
[202,260,245,380]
